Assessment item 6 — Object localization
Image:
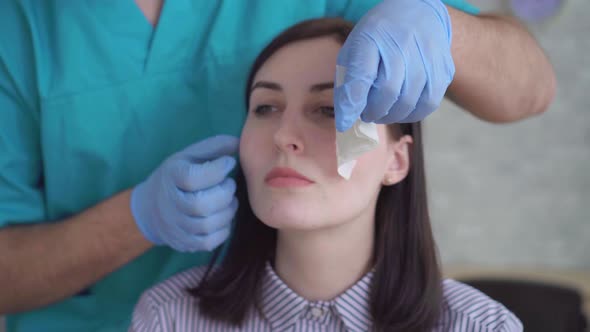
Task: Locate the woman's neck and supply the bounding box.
[274,216,374,301]
[134,0,164,26]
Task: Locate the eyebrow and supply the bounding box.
[250,81,335,93]
[310,82,334,92]
[250,81,282,93]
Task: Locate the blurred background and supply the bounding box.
[427,0,590,329]
[1,0,588,331]
[432,0,588,271]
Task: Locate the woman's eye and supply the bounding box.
[253,105,278,116]
[318,106,335,118]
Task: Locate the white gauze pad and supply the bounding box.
[335,65,380,179]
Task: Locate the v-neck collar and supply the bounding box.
[88,0,221,73]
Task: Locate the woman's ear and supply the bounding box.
[382,135,413,186]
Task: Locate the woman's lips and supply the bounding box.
[264,167,314,187]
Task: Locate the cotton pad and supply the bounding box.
[336,119,379,179]
[335,65,380,179]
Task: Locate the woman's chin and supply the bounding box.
[264,218,324,231]
[253,200,324,231]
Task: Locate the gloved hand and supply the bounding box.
[335,0,454,131]
[131,135,239,252]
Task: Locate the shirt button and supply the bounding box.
[310,307,324,318]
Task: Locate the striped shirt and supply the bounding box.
[130,263,522,331]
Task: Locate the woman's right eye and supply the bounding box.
[253,105,278,116]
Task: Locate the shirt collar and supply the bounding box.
[259,262,374,332]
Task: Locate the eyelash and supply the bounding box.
[253,105,278,116]
[317,106,335,118]
[252,105,334,119]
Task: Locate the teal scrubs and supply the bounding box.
[0,1,478,331]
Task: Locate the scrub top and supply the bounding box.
[0,1,478,331]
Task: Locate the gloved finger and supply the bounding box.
[177,198,238,235]
[361,49,404,123]
[397,81,437,123]
[176,178,236,217]
[397,42,454,123]
[179,135,239,161]
[172,155,236,192]
[374,41,427,124]
[185,227,232,252]
[154,212,189,248]
[334,34,380,132]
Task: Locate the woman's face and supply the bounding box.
[240,36,411,231]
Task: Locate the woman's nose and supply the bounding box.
[273,111,304,154]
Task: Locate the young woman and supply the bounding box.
[130,18,522,332]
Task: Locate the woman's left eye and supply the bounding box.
[317,106,335,118]
[253,105,278,116]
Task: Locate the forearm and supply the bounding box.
[0,190,152,314]
[446,7,556,123]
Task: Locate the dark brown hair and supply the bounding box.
[190,18,442,331]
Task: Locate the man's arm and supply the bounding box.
[0,190,152,314]
[447,7,556,123]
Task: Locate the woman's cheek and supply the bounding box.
[313,129,339,176]
[238,135,250,168]
[239,127,260,174]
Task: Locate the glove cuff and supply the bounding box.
[130,183,162,245]
[422,0,453,44]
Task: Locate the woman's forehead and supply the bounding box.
[253,37,341,86]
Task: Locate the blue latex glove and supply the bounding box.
[335,0,455,131]
[131,135,239,252]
